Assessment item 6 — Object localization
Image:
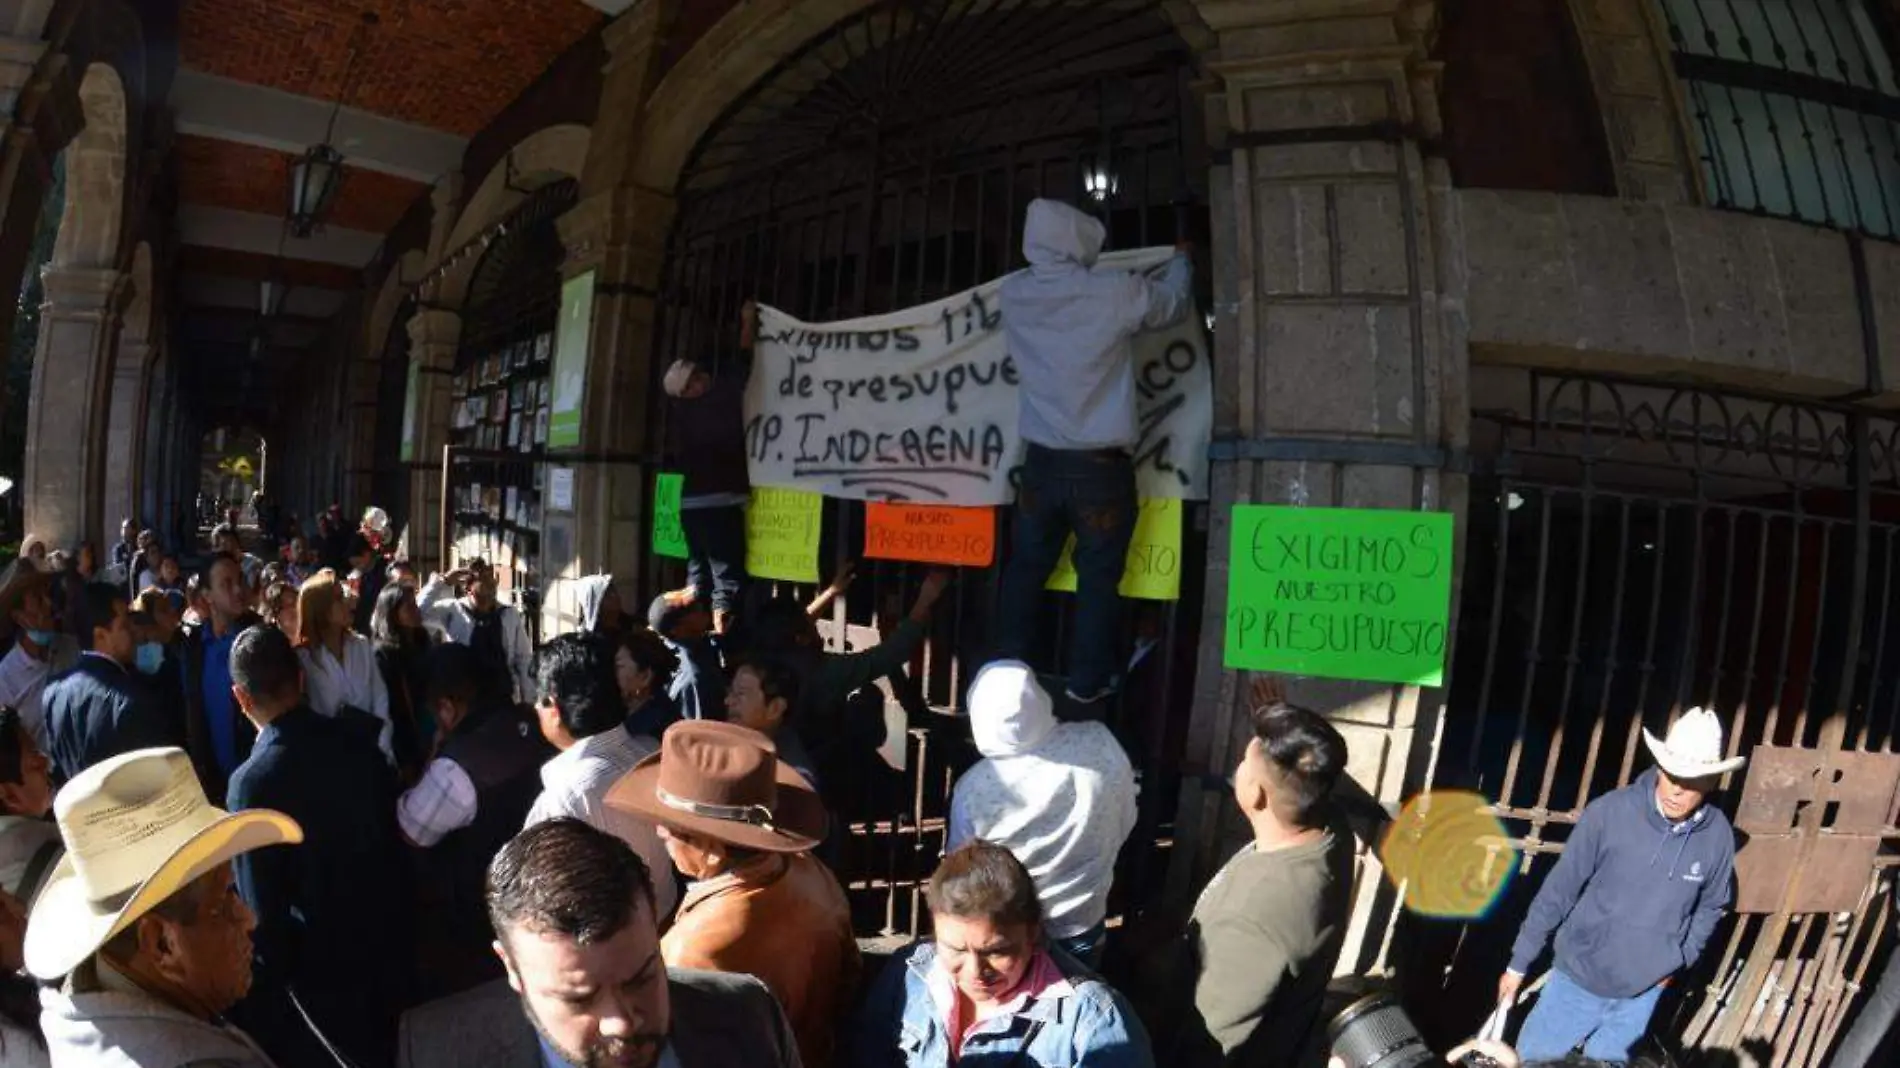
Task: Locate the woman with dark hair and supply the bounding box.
[616,627,680,739]
[73,542,98,582]
[0,703,58,1067]
[372,582,434,782]
[852,840,1154,1067]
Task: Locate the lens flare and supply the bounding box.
[1381,789,1516,920]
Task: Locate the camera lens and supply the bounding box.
[1327,992,1438,1068]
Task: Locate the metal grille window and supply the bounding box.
[447,178,579,638]
[652,0,1206,937]
[1660,0,1900,238]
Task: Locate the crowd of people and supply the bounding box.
[0,198,1852,1068]
[0,499,1381,1068]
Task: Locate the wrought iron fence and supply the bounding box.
[1426,368,1900,1065]
[647,0,1207,938]
[1658,0,1900,239]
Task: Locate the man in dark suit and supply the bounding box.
[42,583,177,780]
[397,818,801,1068]
[225,624,412,1068]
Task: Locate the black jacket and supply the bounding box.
[180,612,262,804]
[412,701,550,1001]
[43,654,178,782]
[229,705,411,1068]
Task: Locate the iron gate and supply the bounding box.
[649,0,1208,937]
[1433,367,1900,1066]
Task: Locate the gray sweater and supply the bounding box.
[41,961,276,1068]
[1182,815,1356,1066]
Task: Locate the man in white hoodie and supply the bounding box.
[994,198,1192,703]
[946,660,1138,967]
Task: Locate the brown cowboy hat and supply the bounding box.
[607,721,826,854]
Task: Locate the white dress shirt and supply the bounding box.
[525,724,676,920]
[298,632,394,765]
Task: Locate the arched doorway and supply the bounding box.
[651,0,1208,935]
[447,178,579,642]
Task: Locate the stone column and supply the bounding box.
[404,307,461,573]
[1171,0,1468,976]
[100,334,152,538]
[537,1,676,636]
[0,44,78,448]
[24,265,126,549]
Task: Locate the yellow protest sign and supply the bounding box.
[1046,498,1183,601]
[747,487,823,583]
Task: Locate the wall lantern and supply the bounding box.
[259,277,286,319]
[286,11,377,239]
[287,144,344,239]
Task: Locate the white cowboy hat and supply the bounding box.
[1643,707,1747,780]
[23,748,301,980]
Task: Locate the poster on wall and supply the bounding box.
[1223,505,1455,687]
[745,487,823,584]
[399,359,420,463]
[745,247,1211,506]
[550,271,595,450]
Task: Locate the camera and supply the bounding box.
[1327,992,1505,1068]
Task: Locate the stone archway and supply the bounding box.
[101,239,152,537]
[435,123,591,308]
[23,60,131,551]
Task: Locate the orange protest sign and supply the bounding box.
[864,503,996,568]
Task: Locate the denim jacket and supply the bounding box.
[851,941,1155,1068]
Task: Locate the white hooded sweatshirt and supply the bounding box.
[998,198,1193,451]
[947,661,1138,938]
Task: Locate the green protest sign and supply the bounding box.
[1224,505,1454,686]
[651,472,688,560]
[550,271,594,449]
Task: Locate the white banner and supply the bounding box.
[743,248,1211,506]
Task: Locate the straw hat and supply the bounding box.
[607,721,826,853]
[23,748,301,980]
[1643,707,1747,780]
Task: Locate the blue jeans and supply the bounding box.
[1516,970,1664,1063]
[681,503,746,614]
[1055,922,1108,971]
[996,445,1136,696]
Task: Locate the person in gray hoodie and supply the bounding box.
[575,574,628,642]
[1499,708,1743,1063]
[993,198,1192,704]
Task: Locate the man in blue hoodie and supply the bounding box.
[1499,707,1744,1062]
[994,198,1192,704]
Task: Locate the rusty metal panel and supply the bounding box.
[1734,835,1882,914]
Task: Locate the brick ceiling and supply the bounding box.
[180,0,604,137]
[173,135,429,235]
[174,0,606,409]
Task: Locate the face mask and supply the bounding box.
[24,628,57,648]
[135,641,165,676]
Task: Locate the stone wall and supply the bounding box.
[1464,190,1900,397]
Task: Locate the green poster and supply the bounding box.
[1224,505,1454,686]
[651,472,688,560]
[746,487,822,584]
[550,271,595,449]
[399,359,419,463]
